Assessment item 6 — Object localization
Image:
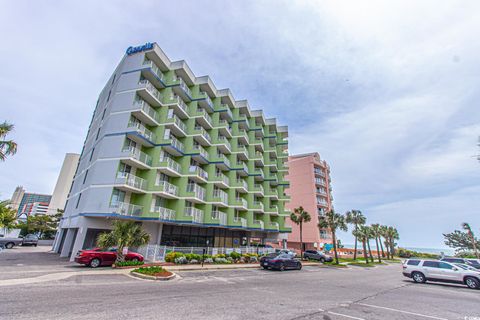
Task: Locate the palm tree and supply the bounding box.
[345,210,366,260]
[353,225,370,263]
[0,121,18,161]
[365,225,375,261]
[384,226,399,258]
[290,206,311,259]
[462,222,479,258]
[371,224,382,263]
[379,225,388,258]
[97,220,150,264]
[0,200,17,233]
[318,209,348,264]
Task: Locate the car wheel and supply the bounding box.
[262,266,268,270]
[412,272,426,283]
[131,258,139,262]
[465,277,480,289]
[320,258,325,263]
[5,242,14,249]
[297,263,302,270]
[279,264,285,271]
[34,244,37,247]
[89,258,101,268]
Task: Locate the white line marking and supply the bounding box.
[327,311,365,320]
[356,303,449,320]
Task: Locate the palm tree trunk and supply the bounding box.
[470,234,479,259]
[116,248,126,263]
[299,222,303,260]
[367,238,374,261]
[375,237,381,263]
[353,224,358,260]
[379,237,385,258]
[332,231,339,264]
[389,237,394,258]
[362,240,368,263]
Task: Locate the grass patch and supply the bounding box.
[133,266,172,277]
[349,262,377,267]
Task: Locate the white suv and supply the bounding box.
[402,259,480,289]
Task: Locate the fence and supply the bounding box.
[136,245,276,262]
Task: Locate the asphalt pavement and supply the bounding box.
[0,246,479,320]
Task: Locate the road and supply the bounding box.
[0,246,479,320]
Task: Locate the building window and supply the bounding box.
[89,148,95,162]
[95,127,101,140]
[101,108,106,120]
[82,170,88,184]
[112,74,116,84]
[111,189,125,205]
[75,193,82,209]
[106,90,111,102]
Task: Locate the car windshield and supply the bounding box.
[265,253,278,258]
[454,264,469,270]
[467,260,480,266]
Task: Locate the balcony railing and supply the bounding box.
[166,114,187,134]
[186,183,206,200]
[201,92,214,110]
[192,144,209,160]
[235,197,248,208]
[158,156,181,174]
[188,165,208,180]
[233,216,247,228]
[214,172,229,186]
[196,108,213,126]
[193,125,211,143]
[116,172,147,190]
[253,201,264,210]
[268,222,279,231]
[185,207,204,223]
[110,202,143,217]
[218,136,231,150]
[165,134,184,152]
[122,146,152,167]
[315,179,326,187]
[177,77,192,97]
[133,99,160,124]
[128,120,156,143]
[253,184,264,194]
[235,178,248,190]
[253,220,264,230]
[213,189,228,205]
[143,60,165,83]
[155,180,178,196]
[138,79,162,102]
[152,206,175,221]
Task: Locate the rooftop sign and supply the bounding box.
[126,42,154,55]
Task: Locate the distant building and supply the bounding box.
[285,153,333,251]
[16,192,52,220]
[9,186,25,211]
[46,153,80,215]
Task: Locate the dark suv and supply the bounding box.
[441,257,480,270]
[303,250,333,262]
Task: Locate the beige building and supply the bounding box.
[47,153,80,215]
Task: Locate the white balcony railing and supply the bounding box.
[164,134,184,152]
[128,120,156,143]
[133,99,160,123]
[213,189,228,205]
[233,217,247,228]
[138,79,162,102]
[189,165,208,180]
[167,114,187,133]
[185,207,204,223]
[215,172,229,186]
[177,77,192,97]
[158,156,181,174]
[253,220,264,230]
[269,222,279,230]
[121,146,153,167]
[152,206,175,221]
[116,172,146,190]
[110,202,143,217]
[192,144,209,160]
[186,183,206,200]
[155,180,178,196]
[143,60,165,83]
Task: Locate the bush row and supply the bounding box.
[115,260,145,267]
[165,251,259,264]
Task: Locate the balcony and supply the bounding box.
[233,145,248,160]
[185,207,204,223]
[252,220,265,230]
[252,184,264,196]
[214,118,232,138]
[191,144,209,164]
[265,205,279,215]
[314,169,326,178]
[127,120,156,146]
[231,197,248,210]
[230,178,248,193]
[234,161,249,176]
[153,180,178,198]
[162,134,184,156]
[215,103,233,120]
[315,179,327,187]
[251,200,264,212]
[212,172,229,189]
[157,156,181,177]
[233,129,248,145]
[233,216,247,228]
[251,151,264,166]
[137,79,162,106]
[172,77,193,101]
[142,60,166,88]
[215,136,231,154]
[110,202,143,217]
[264,188,278,200]
[268,222,279,231]
[197,92,214,112]
[152,206,176,221]
[212,210,227,226]
[165,114,187,137]
[192,125,212,146]
[115,172,147,193]
[121,146,152,169]
[187,165,208,183]
[212,189,229,207]
[132,99,160,126]
[191,108,213,129]
[164,94,189,119]
[252,168,264,181]
[185,183,206,203]
[278,150,289,158]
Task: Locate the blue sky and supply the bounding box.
[0,1,479,248]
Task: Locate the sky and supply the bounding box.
[0,1,479,249]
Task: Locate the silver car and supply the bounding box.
[402,259,480,289]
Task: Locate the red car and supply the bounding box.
[74,247,144,268]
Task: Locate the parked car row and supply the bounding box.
[402,258,480,289]
[0,234,39,249]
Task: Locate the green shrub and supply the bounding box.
[134,266,165,275]
[184,253,202,261]
[230,252,242,261]
[396,248,438,259]
[165,252,185,262]
[115,260,144,267]
[213,254,226,259]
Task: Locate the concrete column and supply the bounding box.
[52,229,64,253]
[60,229,76,257]
[69,227,88,261]
[156,223,163,245]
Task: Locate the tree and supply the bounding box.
[318,209,347,264]
[290,206,311,259]
[379,225,388,258]
[0,200,17,233]
[0,121,18,161]
[345,210,366,260]
[461,223,479,258]
[384,226,399,258]
[444,230,480,253]
[96,220,150,263]
[17,214,59,239]
[365,225,375,261]
[353,225,370,263]
[371,224,382,263]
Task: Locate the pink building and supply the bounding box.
[285,153,333,251]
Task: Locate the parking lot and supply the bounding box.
[0,246,479,320]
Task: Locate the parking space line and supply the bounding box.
[327,311,365,320]
[356,303,449,320]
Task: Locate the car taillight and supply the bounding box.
[402,265,407,269]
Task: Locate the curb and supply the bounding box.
[130,271,177,281]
